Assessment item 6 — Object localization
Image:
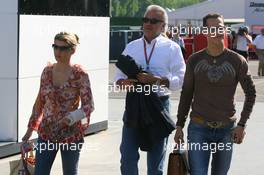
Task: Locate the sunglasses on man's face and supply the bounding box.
[142,17,164,24]
[52,44,72,51]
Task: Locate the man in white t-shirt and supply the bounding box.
[234,26,252,61]
[253,28,264,76]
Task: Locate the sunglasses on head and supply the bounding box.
[142,17,164,24]
[52,44,72,51]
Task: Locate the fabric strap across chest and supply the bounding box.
[143,39,157,69]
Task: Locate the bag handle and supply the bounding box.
[21,142,33,153]
[172,144,190,172]
[20,142,34,175]
[172,143,185,154]
[21,142,35,159]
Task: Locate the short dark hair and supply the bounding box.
[203,13,224,27]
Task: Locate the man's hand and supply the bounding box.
[243,33,252,43]
[174,126,184,145]
[136,73,158,84]
[232,126,246,144]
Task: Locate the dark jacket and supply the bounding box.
[116,55,176,151]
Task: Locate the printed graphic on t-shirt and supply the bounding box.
[194,59,236,83]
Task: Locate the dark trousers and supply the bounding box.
[120,97,170,175]
[236,50,249,61]
[34,137,84,175]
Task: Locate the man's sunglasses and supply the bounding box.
[52,44,72,51]
[142,17,164,24]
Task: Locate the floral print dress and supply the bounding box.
[27,63,94,143]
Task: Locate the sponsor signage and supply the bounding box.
[245,0,264,34]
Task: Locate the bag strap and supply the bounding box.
[20,142,34,175]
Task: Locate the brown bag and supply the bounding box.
[167,149,189,175]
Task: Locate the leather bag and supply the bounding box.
[167,148,189,175]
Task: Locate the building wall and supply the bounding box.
[168,0,245,26]
[245,0,264,34]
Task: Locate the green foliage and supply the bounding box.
[111,0,206,17]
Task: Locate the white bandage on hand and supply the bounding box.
[66,109,86,126]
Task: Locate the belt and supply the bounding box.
[191,116,233,128]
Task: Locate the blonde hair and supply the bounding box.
[54,32,79,47]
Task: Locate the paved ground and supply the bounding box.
[1,101,263,175]
[0,60,263,175]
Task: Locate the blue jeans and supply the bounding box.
[187,121,235,175]
[34,137,84,175]
[120,97,170,175]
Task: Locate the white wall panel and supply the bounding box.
[0,0,17,14]
[19,15,109,78]
[87,69,108,124]
[0,14,17,78]
[18,78,39,141]
[0,79,17,141]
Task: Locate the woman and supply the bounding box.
[22,32,94,175]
